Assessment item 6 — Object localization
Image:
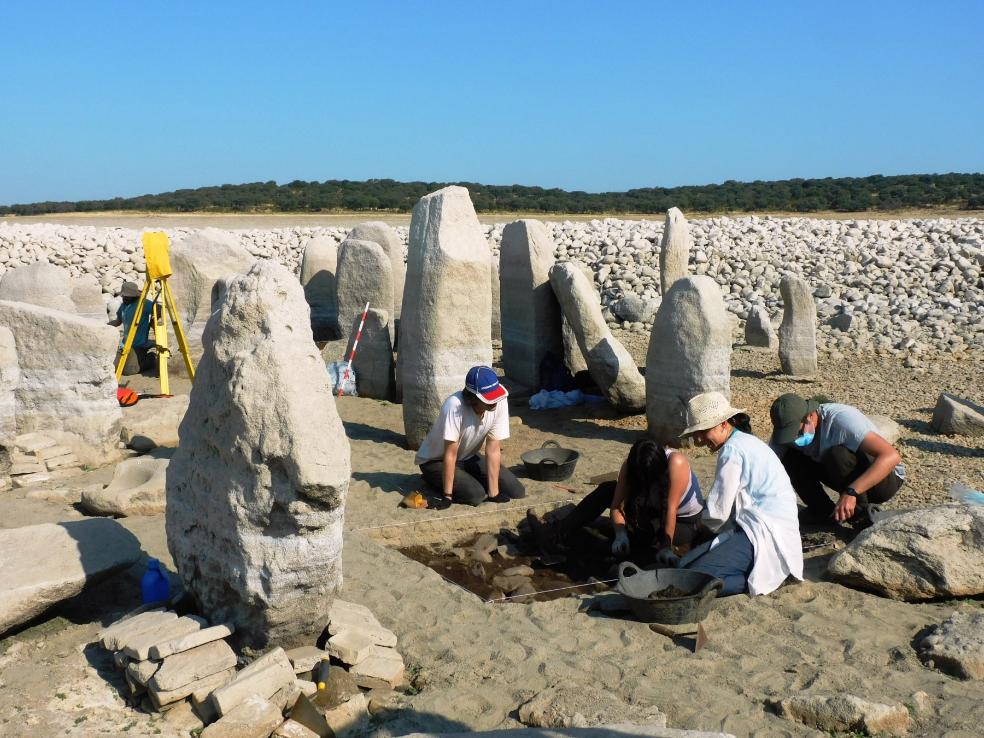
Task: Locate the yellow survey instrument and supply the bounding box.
[115,232,195,394]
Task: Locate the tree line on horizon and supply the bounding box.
[3,173,983,216]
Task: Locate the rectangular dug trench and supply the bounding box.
[364,502,618,604]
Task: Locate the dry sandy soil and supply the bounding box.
[0,338,981,737]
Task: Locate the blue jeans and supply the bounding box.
[684,528,754,596]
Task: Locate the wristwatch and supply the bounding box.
[844,487,860,498]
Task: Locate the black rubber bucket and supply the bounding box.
[520,440,580,482]
[616,561,723,625]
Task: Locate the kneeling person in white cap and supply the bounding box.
[677,391,803,596]
[416,366,526,509]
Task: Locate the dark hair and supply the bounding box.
[625,438,670,509]
[728,413,753,434]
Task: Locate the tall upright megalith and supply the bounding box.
[549,262,645,412]
[491,255,502,342]
[350,308,395,401]
[646,276,732,443]
[499,220,563,389]
[745,305,777,349]
[347,222,406,323]
[0,261,77,313]
[401,186,492,448]
[335,239,395,345]
[299,235,339,338]
[778,275,818,378]
[166,261,350,649]
[0,327,18,442]
[659,207,692,294]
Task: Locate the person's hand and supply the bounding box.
[611,531,630,557]
[655,547,681,568]
[832,493,857,522]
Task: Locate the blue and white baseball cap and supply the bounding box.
[465,366,508,404]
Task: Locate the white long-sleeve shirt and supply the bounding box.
[701,430,804,595]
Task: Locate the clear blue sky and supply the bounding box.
[2,1,982,204]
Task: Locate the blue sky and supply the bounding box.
[1,1,982,204]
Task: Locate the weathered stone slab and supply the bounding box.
[150,623,235,660]
[400,186,492,448]
[645,276,732,443]
[336,239,394,345]
[828,503,984,600]
[549,261,645,412]
[81,455,168,517]
[327,630,374,665]
[659,207,692,295]
[394,727,728,738]
[771,693,909,736]
[120,395,190,450]
[166,262,349,648]
[350,308,395,400]
[349,651,405,689]
[150,638,238,692]
[286,645,328,674]
[499,219,563,389]
[0,261,76,313]
[275,719,321,738]
[71,275,106,320]
[918,610,984,679]
[126,658,161,687]
[123,615,207,660]
[210,647,295,717]
[323,692,370,737]
[0,519,141,635]
[562,316,587,375]
[300,235,339,336]
[931,392,984,437]
[347,221,405,323]
[744,305,776,349]
[101,608,172,650]
[518,681,666,729]
[778,275,817,378]
[202,694,284,738]
[0,300,121,464]
[491,255,502,342]
[0,326,19,442]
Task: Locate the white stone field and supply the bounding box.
[0,215,981,363]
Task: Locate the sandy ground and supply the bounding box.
[0,342,982,737]
[6,208,984,230]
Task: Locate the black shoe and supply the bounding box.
[487,493,511,503]
[428,496,452,510]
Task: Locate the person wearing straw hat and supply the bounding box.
[415,366,526,510]
[676,391,803,596]
[768,393,904,525]
[109,281,155,375]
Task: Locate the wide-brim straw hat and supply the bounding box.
[681,391,746,436]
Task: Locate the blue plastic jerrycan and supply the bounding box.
[141,558,170,604]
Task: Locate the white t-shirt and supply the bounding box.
[415,392,511,464]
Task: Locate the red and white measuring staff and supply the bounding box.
[337,302,369,397]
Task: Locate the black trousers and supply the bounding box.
[781,445,903,518]
[556,481,703,551]
[419,454,526,506]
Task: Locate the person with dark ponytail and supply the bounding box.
[527,437,704,566]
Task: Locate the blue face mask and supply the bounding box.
[794,429,815,447]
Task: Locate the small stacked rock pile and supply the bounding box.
[98,598,406,738]
[8,431,82,488]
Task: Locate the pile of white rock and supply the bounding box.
[2,213,981,359]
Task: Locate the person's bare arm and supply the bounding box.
[832,432,902,522]
[485,437,502,498]
[441,440,459,500]
[609,459,630,529]
[661,453,690,546]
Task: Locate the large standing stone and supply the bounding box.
[166,261,350,648]
[400,186,492,449]
[744,305,777,349]
[646,276,732,443]
[827,504,984,600]
[350,308,395,401]
[659,207,692,295]
[499,220,563,389]
[548,262,645,412]
[0,261,76,313]
[168,228,255,346]
[347,222,405,323]
[0,300,121,463]
[490,255,502,342]
[931,393,984,437]
[0,326,18,442]
[336,239,394,345]
[562,317,587,375]
[299,235,339,338]
[71,275,106,320]
[778,275,817,378]
[0,519,141,635]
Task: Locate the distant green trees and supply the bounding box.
[2,173,982,216]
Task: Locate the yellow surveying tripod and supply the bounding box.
[115,232,195,394]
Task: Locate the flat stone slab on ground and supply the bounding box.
[120,395,190,449]
[771,693,910,736]
[518,682,666,729]
[0,518,141,635]
[149,666,237,710]
[350,653,406,689]
[201,694,285,738]
[210,646,296,717]
[274,719,321,738]
[150,622,235,660]
[150,638,238,692]
[327,629,375,665]
[122,614,207,660]
[100,607,172,649]
[918,610,984,680]
[286,645,328,674]
[395,728,735,738]
[81,454,169,517]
